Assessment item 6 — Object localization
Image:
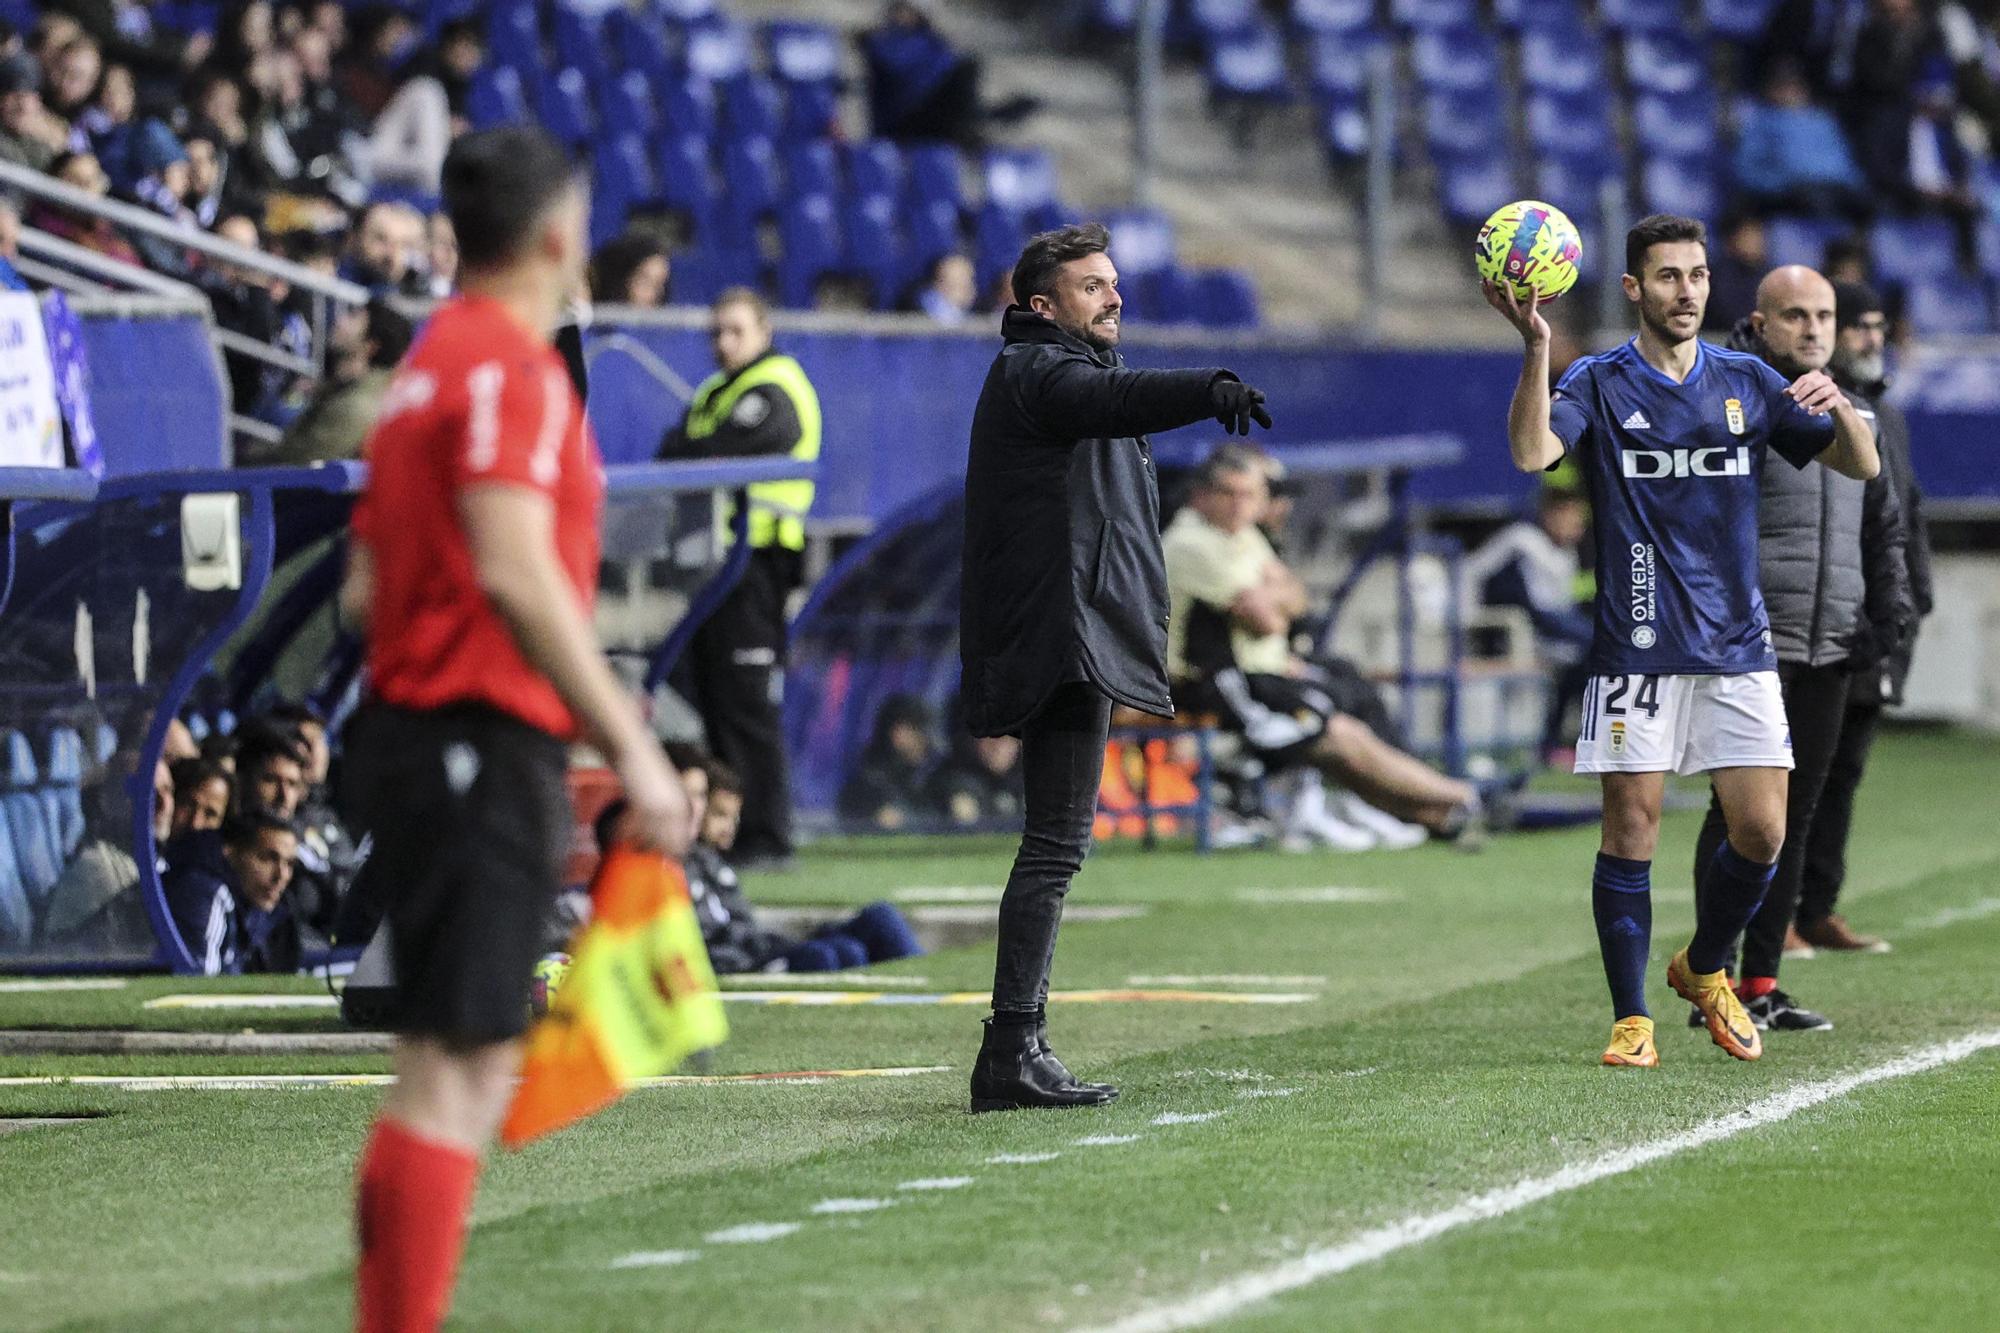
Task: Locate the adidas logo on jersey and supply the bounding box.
[1622,445,1753,479]
[1621,410,1652,429]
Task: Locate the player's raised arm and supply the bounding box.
[1483,279,1565,472]
[1787,369,1880,481]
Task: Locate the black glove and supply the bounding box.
[1211,379,1273,436]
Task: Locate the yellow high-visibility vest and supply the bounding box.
[684,352,820,551]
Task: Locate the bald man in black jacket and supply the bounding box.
[961,222,1270,1112]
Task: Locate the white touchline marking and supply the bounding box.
[1129,975,1327,988]
[1230,887,1397,905]
[986,1152,1061,1165]
[0,978,128,993]
[720,973,931,988]
[1075,1134,1142,1147]
[704,1222,802,1245]
[811,1198,896,1215]
[897,1177,974,1192]
[1338,1067,1381,1078]
[1238,1088,1300,1100]
[1152,1111,1225,1126]
[1089,1030,2000,1333]
[1906,897,2000,931]
[610,1249,701,1269]
[891,886,1002,902]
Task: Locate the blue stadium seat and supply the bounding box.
[1423,89,1505,156]
[842,192,906,307]
[1411,25,1499,93]
[1206,23,1293,101]
[906,144,967,213]
[657,0,721,23]
[1133,265,1198,325]
[777,194,844,306]
[1506,0,1586,31]
[3,732,60,914]
[607,8,673,82]
[0,818,28,950]
[722,135,782,230]
[594,134,664,244]
[1189,268,1261,327]
[1291,0,1379,36]
[601,69,661,139]
[847,140,904,202]
[1870,216,1961,288]
[1600,0,1689,34]
[1535,153,1619,249]
[1391,0,1478,28]
[668,244,760,304]
[722,74,784,144]
[1902,274,1996,336]
[550,7,612,91]
[685,21,752,82]
[1525,90,1612,160]
[657,131,721,234]
[1623,34,1706,95]
[46,729,85,862]
[1081,0,1140,39]
[975,203,1030,289]
[983,149,1062,223]
[783,82,840,142]
[1315,92,1371,161]
[659,75,720,140]
[1436,151,1519,224]
[765,20,841,84]
[1703,0,1780,42]
[1641,155,1718,222]
[1304,30,1385,98]
[1521,28,1604,94]
[905,197,966,272]
[784,140,840,200]
[1633,91,1717,158]
[466,64,532,129]
[1106,209,1177,280]
[1976,217,2000,279]
[484,0,541,72]
[539,67,598,148]
[1183,0,1263,44]
[1763,215,1850,269]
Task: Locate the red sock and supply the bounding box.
[355,1117,480,1333]
[1738,975,1778,1000]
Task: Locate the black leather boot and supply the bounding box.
[1036,1018,1118,1099]
[969,1018,1117,1112]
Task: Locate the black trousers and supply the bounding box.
[990,681,1112,1014]
[1694,660,1852,980]
[1798,684,1882,927]
[684,546,798,860]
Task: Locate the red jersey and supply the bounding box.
[353,294,604,739]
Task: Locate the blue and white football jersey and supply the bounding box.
[1549,338,1834,676]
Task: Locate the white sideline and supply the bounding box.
[1090,1030,2000,1333]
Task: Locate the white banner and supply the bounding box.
[0,291,61,468]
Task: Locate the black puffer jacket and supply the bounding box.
[1840,382,1932,704]
[1726,319,1911,668]
[960,308,1235,736]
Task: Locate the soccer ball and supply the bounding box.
[1475,200,1583,303]
[528,952,571,1021]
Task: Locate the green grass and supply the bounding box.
[3,727,1999,1331]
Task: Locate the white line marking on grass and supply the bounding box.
[1907,897,2000,931]
[0,978,128,993]
[1152,1111,1226,1126]
[891,886,1001,903]
[1238,1088,1300,1100]
[1129,975,1327,988]
[143,993,336,1009]
[719,973,932,988]
[1091,1030,2000,1333]
[811,1197,896,1215]
[1231,887,1396,905]
[1075,1134,1142,1147]
[609,1249,701,1269]
[897,1177,974,1192]
[704,1223,802,1245]
[987,1152,1061,1165]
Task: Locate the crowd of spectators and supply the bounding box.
[837,693,1027,833]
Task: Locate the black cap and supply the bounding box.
[0,53,40,97]
[1835,281,1886,330]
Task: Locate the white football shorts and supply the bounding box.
[1573,671,1794,776]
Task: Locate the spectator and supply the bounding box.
[1164,445,1490,849]
[587,231,670,306]
[258,297,412,464]
[927,701,1023,829]
[1938,0,2000,143]
[335,5,419,123]
[74,60,134,183]
[42,34,100,124]
[340,198,422,292]
[214,0,276,72]
[860,1,1035,147]
[364,47,452,198]
[0,52,63,170]
[911,252,976,325]
[1462,487,1595,762]
[202,212,286,415]
[262,701,361,952]
[44,0,210,88]
[28,147,142,265]
[1705,211,1768,332]
[151,755,174,843]
[0,191,26,290]
[1842,0,1947,195]
[839,694,937,830]
[168,757,233,836]
[161,810,300,975]
[198,729,239,772]
[424,208,455,294]
[1900,61,1983,232]
[1754,0,1869,100]
[1821,233,1873,287]
[1732,59,1872,220]
[234,721,309,819]
[164,717,201,763]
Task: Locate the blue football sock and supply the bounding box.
[1687,840,1778,975]
[1592,852,1653,1020]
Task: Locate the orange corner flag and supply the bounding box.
[501,847,728,1148]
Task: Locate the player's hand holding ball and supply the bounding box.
[1476,200,1583,346]
[1785,369,1848,416]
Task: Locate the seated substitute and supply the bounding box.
[1163,445,1491,846]
[161,811,301,976]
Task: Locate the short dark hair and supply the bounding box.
[222,808,296,849]
[363,298,414,368]
[442,126,582,270]
[589,231,669,304]
[1011,222,1111,307]
[169,756,232,801]
[261,701,323,730]
[1625,214,1708,280]
[234,722,306,779]
[704,756,743,798]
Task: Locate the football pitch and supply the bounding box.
[4,727,1999,1332]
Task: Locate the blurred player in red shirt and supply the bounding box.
[339,126,691,1333]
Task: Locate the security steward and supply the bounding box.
[961,222,1272,1112]
[660,286,820,867]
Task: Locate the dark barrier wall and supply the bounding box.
[586,318,1998,523]
[74,305,229,476]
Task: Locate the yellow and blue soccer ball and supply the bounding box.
[528,952,571,1021]
[1475,200,1584,303]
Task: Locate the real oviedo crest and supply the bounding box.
[1724,397,1745,435]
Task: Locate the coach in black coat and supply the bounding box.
[960,222,1269,1113]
